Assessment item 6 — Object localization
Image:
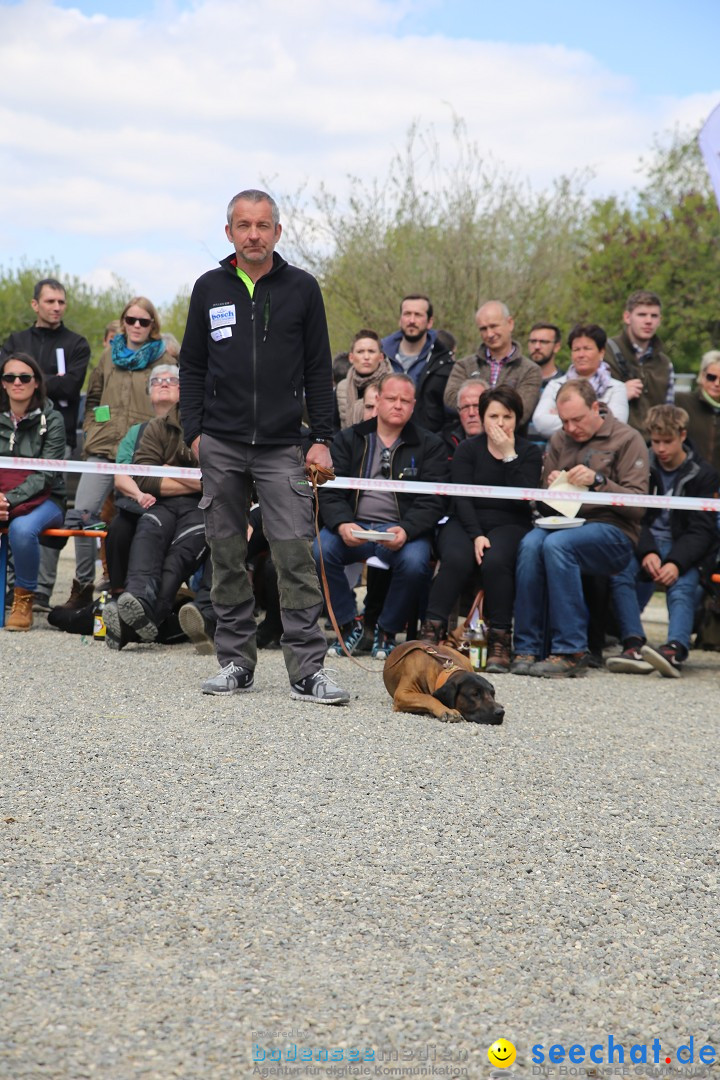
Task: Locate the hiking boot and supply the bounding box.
[103,600,135,651]
[606,637,653,674]
[32,592,51,613]
[56,578,94,611]
[201,661,254,695]
[117,592,158,642]
[510,653,536,676]
[418,618,446,645]
[485,628,511,673]
[641,641,685,679]
[178,602,215,655]
[529,652,590,679]
[5,587,34,631]
[371,626,396,660]
[290,668,350,705]
[326,616,364,657]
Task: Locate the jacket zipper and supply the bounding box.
[251,297,257,444]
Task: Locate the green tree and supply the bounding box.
[577,131,720,369]
[282,120,590,357]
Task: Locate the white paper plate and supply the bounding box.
[535,516,586,530]
[350,529,392,541]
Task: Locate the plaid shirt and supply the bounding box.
[485,344,517,386]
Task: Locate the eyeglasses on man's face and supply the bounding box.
[125,315,152,327]
[458,402,481,413]
[149,376,180,386]
[2,372,34,384]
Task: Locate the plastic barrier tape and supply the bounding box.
[2,456,720,513]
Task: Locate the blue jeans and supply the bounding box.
[514,522,633,656]
[314,522,432,634]
[610,541,699,650]
[8,501,64,591]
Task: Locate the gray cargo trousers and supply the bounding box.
[198,434,327,683]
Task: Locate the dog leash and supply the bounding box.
[306,463,381,673]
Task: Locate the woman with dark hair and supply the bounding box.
[0,352,66,630]
[54,297,168,610]
[532,323,628,439]
[420,385,542,671]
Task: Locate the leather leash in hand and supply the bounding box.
[306,462,379,672]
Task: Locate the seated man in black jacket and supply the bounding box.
[607,405,720,677]
[314,373,448,659]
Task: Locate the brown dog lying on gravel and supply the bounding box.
[383,641,504,725]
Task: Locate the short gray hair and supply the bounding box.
[147,363,179,388]
[700,350,720,376]
[457,377,488,404]
[226,189,280,227]
[477,300,511,319]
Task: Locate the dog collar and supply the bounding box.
[434,662,464,691]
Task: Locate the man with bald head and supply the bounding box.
[444,300,542,431]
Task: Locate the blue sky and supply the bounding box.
[1,0,718,307]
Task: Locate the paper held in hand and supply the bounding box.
[543,471,589,517]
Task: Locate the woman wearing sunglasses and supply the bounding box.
[55,297,167,610]
[676,351,720,475]
[0,353,66,629]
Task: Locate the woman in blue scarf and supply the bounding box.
[54,297,168,610]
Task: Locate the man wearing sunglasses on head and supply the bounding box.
[314,373,448,660]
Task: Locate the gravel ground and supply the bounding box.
[1,552,719,1080]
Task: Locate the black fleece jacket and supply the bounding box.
[636,447,720,574]
[179,252,334,447]
[318,418,449,540]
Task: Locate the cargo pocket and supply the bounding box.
[198,493,215,539]
[287,475,315,539]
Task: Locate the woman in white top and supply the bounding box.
[532,323,629,439]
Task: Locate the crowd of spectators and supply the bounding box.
[2,275,719,683]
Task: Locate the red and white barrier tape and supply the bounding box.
[2,455,720,513]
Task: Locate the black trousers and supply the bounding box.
[125,496,207,626]
[426,517,528,631]
[105,509,141,594]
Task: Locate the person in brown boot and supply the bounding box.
[485,627,512,673]
[0,353,67,627]
[5,587,34,631]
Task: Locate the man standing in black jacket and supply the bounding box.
[0,278,90,449]
[180,189,349,704]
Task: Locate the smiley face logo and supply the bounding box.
[488,1038,516,1068]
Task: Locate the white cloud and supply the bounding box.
[0,0,717,301]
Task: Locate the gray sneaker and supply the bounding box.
[290,668,350,705]
[202,661,254,695]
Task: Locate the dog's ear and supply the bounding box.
[434,674,460,709]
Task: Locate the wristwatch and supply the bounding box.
[589,472,606,490]
[311,437,332,445]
